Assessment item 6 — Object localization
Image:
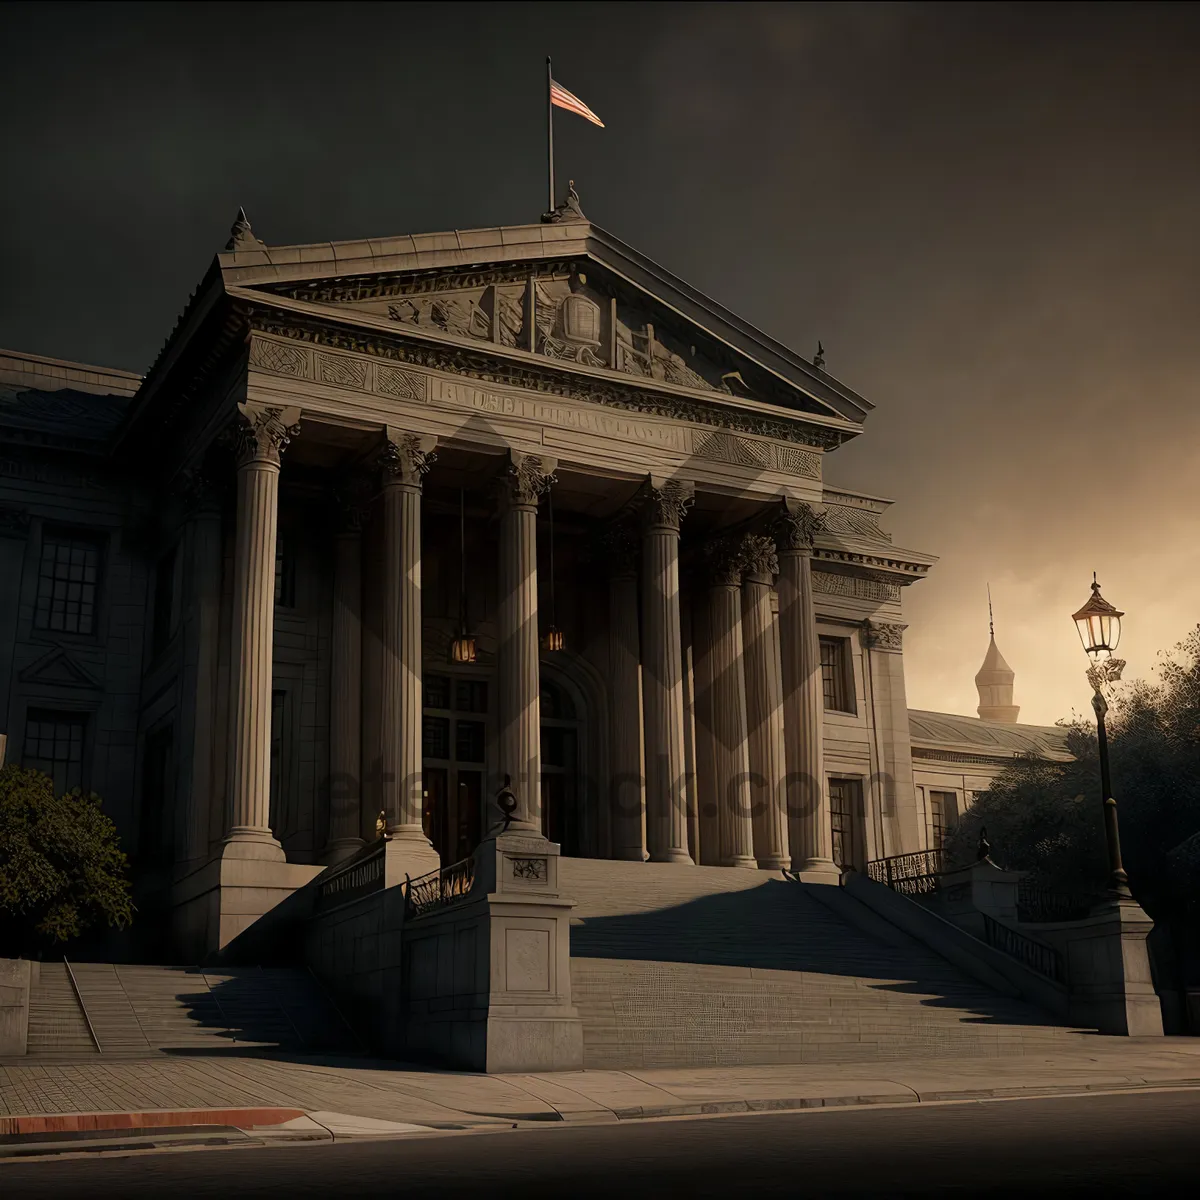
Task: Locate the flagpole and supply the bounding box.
[546,55,555,212]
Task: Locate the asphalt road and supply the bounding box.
[3,1089,1198,1199]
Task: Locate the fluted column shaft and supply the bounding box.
[607,546,645,860]
[740,536,789,871]
[706,565,756,869]
[325,514,364,861]
[223,403,300,859]
[379,430,436,841]
[496,452,556,830]
[775,501,836,876]
[640,479,694,865]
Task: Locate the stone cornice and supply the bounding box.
[812,548,933,585]
[238,299,850,452]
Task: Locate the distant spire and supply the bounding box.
[813,340,825,370]
[224,206,265,252]
[988,582,994,638]
[976,587,1019,723]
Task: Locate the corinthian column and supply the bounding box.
[701,537,756,869]
[378,429,437,863]
[324,501,365,864]
[640,477,694,865]
[603,519,645,861]
[222,402,300,861]
[496,450,557,831]
[774,499,839,882]
[740,534,789,870]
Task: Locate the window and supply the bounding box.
[828,777,866,871]
[820,636,854,713]
[152,547,178,657]
[928,790,957,849]
[23,710,87,794]
[35,530,102,635]
[274,536,296,608]
[422,673,489,864]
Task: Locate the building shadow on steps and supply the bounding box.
[568,878,1072,1030]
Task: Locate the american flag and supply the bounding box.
[549,77,605,128]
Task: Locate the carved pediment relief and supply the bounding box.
[263,261,831,417]
[19,646,102,690]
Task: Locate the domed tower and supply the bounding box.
[976,588,1020,723]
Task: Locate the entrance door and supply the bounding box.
[829,777,866,872]
[540,679,580,855]
[422,673,489,865]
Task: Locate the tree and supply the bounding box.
[0,764,134,957]
[947,626,1200,920]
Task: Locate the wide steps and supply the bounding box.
[23,963,359,1057]
[559,859,1086,1069]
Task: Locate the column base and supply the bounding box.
[320,838,365,866]
[757,854,790,871]
[650,848,695,865]
[220,829,286,862]
[793,857,842,886]
[724,854,759,869]
[382,827,441,888]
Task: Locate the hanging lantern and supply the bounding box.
[449,487,477,664]
[542,627,565,653]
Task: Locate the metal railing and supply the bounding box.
[404,855,476,919]
[315,842,386,913]
[866,849,945,897]
[1016,879,1099,924]
[982,913,1067,985]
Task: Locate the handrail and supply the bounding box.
[1016,879,1099,924]
[315,841,386,912]
[866,849,945,896]
[981,913,1067,985]
[404,855,476,919]
[62,957,101,1054]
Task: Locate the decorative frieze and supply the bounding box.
[812,571,901,603]
[865,621,906,652]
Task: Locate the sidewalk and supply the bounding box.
[2,1038,1199,1151]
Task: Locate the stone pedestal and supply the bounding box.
[0,958,33,1056]
[640,478,695,865]
[378,429,439,878]
[401,830,583,1073]
[222,403,300,863]
[940,860,1025,939]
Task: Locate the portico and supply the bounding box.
[112,204,935,956]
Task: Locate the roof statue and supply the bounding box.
[975,586,1020,722]
[224,206,266,252]
[542,179,587,225]
[813,341,825,370]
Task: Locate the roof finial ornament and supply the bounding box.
[988,582,994,639]
[541,179,587,224]
[813,340,825,370]
[224,206,266,252]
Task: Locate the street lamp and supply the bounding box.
[1071,573,1131,899]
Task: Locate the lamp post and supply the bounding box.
[1071,573,1131,899]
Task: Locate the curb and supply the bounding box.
[0,1107,306,1137]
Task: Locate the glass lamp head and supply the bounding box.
[1072,574,1123,661]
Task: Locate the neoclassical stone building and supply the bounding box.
[2,201,1039,960]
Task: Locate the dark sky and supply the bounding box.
[4,1,1199,723]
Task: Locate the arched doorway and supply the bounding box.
[540,677,582,855]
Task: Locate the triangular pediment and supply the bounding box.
[19,645,102,689]
[222,220,871,430]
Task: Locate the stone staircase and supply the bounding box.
[561,859,1088,1069]
[22,963,360,1058]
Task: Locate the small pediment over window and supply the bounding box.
[18,646,102,690]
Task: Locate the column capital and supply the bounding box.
[497,449,557,510]
[380,428,437,490]
[640,476,695,532]
[739,533,779,583]
[864,620,906,652]
[701,535,747,588]
[232,402,301,468]
[772,498,827,553]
